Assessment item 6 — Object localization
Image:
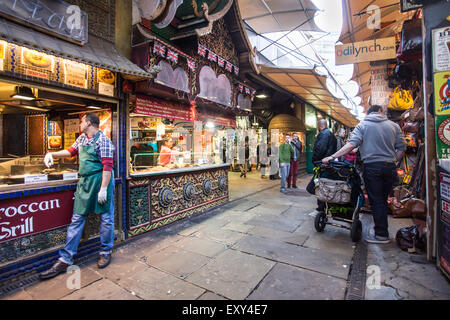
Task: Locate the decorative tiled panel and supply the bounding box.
[128,184,150,229]
[127,167,229,237]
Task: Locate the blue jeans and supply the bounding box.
[59,181,115,265]
[362,162,397,237]
[280,162,291,191]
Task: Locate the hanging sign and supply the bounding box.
[433,27,450,73]
[370,62,393,107]
[335,37,396,65]
[434,72,450,115]
[135,94,192,121]
[0,0,88,45]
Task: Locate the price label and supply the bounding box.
[24,175,48,184]
[63,172,78,180]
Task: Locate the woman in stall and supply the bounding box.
[158,135,176,167]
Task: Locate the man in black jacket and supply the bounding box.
[312,119,337,212]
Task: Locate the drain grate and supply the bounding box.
[345,240,368,300]
[0,273,39,298]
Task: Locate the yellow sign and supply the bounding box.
[335,37,396,65]
[21,47,54,72]
[435,71,450,115]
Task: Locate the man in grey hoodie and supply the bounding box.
[322,105,405,244]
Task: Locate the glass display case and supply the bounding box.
[129,115,228,175]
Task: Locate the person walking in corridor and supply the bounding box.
[336,128,346,161]
[312,119,337,212]
[322,105,405,244]
[279,133,293,193]
[288,133,302,189]
[39,113,116,280]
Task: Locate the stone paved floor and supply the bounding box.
[2,170,449,300]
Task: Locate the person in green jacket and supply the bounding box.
[279,133,294,193]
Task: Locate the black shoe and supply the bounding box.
[97,253,111,269]
[39,260,69,280]
[292,186,298,189]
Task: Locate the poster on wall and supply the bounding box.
[97,68,115,97]
[371,62,393,109]
[434,72,450,115]
[98,110,112,139]
[21,47,54,79]
[64,60,87,89]
[432,27,450,73]
[0,40,5,71]
[436,115,450,159]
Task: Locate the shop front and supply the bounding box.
[0,2,151,284]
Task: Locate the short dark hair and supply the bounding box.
[84,113,100,127]
[367,105,383,114]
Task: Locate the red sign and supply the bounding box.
[135,94,192,121]
[0,191,75,243]
[197,113,236,128]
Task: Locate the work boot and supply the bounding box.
[39,260,69,280]
[97,253,111,269]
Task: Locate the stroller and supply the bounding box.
[312,160,365,242]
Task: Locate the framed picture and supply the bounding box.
[400,0,423,12]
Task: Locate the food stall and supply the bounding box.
[0,0,151,284]
[127,0,255,237]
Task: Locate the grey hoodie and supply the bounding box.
[348,113,405,164]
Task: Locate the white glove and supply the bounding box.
[98,187,108,205]
[44,153,54,168]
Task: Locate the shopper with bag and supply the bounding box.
[322,105,405,244]
[288,133,302,189]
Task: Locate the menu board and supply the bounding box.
[21,47,54,79]
[135,94,192,121]
[64,60,87,89]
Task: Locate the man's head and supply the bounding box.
[367,105,385,114]
[338,128,346,138]
[292,132,299,141]
[318,119,327,131]
[284,133,291,143]
[80,113,100,133]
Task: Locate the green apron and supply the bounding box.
[73,131,114,215]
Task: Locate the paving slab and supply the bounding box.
[303,232,355,258]
[118,266,205,300]
[2,289,34,300]
[185,249,275,300]
[144,245,212,279]
[247,226,309,246]
[173,236,228,258]
[222,221,254,234]
[91,254,148,283]
[192,228,245,246]
[245,203,291,216]
[61,278,140,300]
[247,263,347,300]
[198,291,228,300]
[23,265,102,300]
[244,212,303,233]
[233,235,351,280]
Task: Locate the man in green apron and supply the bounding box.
[39,113,116,280]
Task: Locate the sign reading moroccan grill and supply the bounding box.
[0,190,75,243]
[335,37,396,65]
[135,94,192,121]
[0,0,88,45]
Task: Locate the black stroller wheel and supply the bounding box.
[314,211,326,232]
[351,219,362,242]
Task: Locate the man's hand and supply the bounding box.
[280,163,285,168]
[98,187,108,205]
[44,153,54,167]
[322,156,333,165]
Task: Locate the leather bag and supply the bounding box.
[315,178,351,204]
[388,87,414,110]
[403,122,419,133]
[395,224,426,253]
[389,198,411,218]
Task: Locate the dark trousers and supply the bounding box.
[362,162,397,237]
[288,160,299,187]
